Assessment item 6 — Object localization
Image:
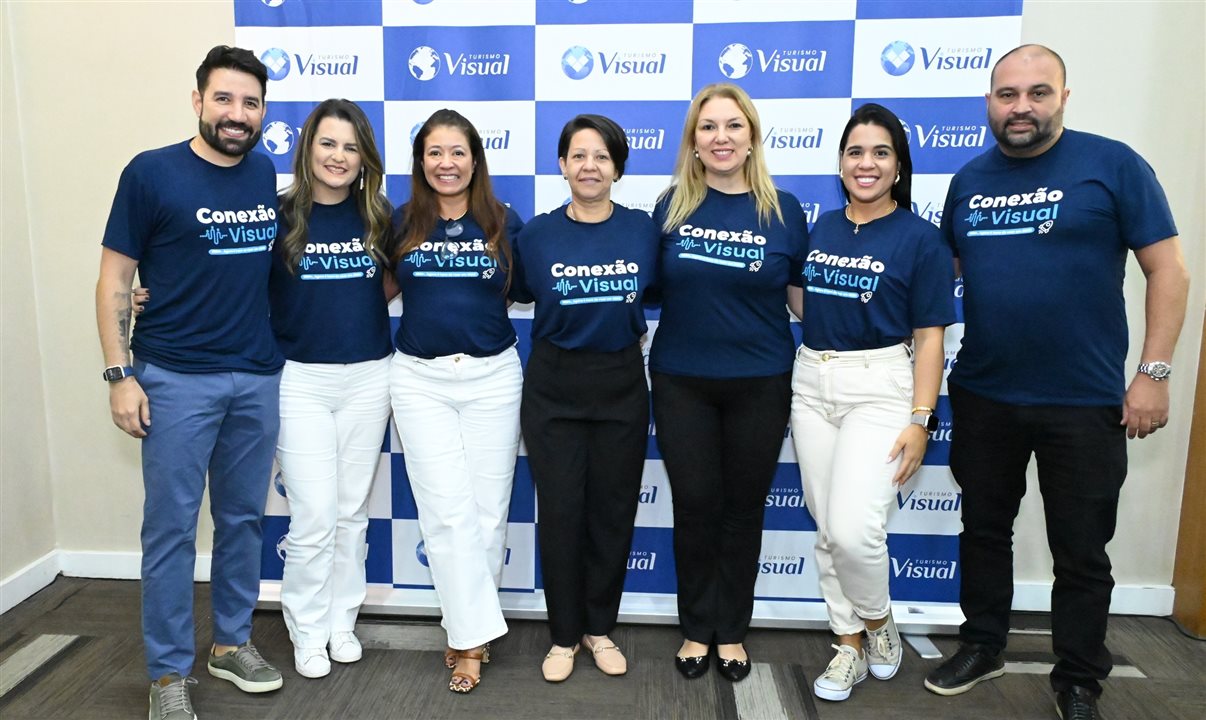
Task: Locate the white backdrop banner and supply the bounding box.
[236,0,1023,627]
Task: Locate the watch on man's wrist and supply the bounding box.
[1137,361,1172,382]
[103,365,134,383]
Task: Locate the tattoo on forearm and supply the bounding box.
[113,290,131,355]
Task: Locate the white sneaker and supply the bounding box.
[294,648,330,679]
[865,613,902,680]
[328,632,362,664]
[813,644,868,702]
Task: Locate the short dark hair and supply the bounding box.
[557,114,630,179]
[838,103,914,208]
[196,45,269,98]
[991,44,1067,88]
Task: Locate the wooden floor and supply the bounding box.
[1,578,1203,719]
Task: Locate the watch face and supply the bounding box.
[1150,362,1171,379]
[926,414,940,433]
[103,366,129,382]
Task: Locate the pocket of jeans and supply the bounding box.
[885,365,914,402]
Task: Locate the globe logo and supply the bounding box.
[413,0,435,4]
[261,0,285,7]
[881,41,916,76]
[276,535,287,561]
[273,470,287,498]
[409,122,424,146]
[899,118,912,143]
[262,121,295,155]
[259,48,291,81]
[409,46,441,81]
[718,43,753,79]
[561,46,594,80]
[416,540,430,567]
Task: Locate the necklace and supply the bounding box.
[845,201,898,235]
[567,201,614,223]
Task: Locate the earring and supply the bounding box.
[839,169,843,178]
[693,150,699,159]
[747,148,752,156]
[359,169,365,191]
[894,173,900,185]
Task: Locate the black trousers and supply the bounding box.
[651,371,791,645]
[522,340,649,647]
[949,382,1127,696]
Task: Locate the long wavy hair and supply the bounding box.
[659,83,782,233]
[279,99,391,273]
[390,109,510,280]
[838,102,914,209]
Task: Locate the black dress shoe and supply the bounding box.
[1056,686,1100,720]
[674,654,709,679]
[717,657,751,682]
[923,643,1005,696]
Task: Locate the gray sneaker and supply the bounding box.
[148,674,197,720]
[207,642,283,693]
[813,644,868,702]
[865,613,902,680]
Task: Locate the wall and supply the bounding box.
[1,1,1202,614]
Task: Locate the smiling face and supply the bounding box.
[191,67,264,162]
[559,128,616,206]
[987,49,1069,158]
[421,124,474,205]
[308,116,361,204]
[694,96,752,187]
[840,122,899,209]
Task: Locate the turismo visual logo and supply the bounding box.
[638,484,659,504]
[891,556,956,580]
[260,48,291,81]
[765,485,805,510]
[273,470,287,498]
[627,550,657,571]
[880,41,915,76]
[262,0,284,8]
[480,128,512,150]
[410,45,512,81]
[276,535,287,561]
[561,46,594,79]
[409,46,441,80]
[415,540,429,567]
[901,117,988,150]
[625,127,664,151]
[561,46,666,80]
[763,125,824,151]
[800,201,821,226]
[897,489,962,513]
[721,43,828,80]
[759,554,807,576]
[913,199,943,227]
[881,41,993,76]
[262,121,295,155]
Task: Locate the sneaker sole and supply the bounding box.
[813,671,867,702]
[207,665,284,693]
[923,666,1005,696]
[295,662,331,679]
[328,651,361,664]
[868,657,901,680]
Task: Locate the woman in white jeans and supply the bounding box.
[269,99,395,679]
[387,109,524,694]
[787,103,956,703]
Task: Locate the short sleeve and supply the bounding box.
[939,178,960,259]
[508,224,535,304]
[101,161,155,261]
[1111,146,1177,250]
[909,227,958,330]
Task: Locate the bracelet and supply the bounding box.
[911,406,934,414]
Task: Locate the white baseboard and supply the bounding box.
[5,551,1177,621]
[0,551,61,615]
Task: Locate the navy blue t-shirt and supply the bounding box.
[650,187,809,378]
[268,197,393,364]
[391,205,524,358]
[101,140,283,374]
[801,208,955,351]
[512,204,659,353]
[942,129,1177,405]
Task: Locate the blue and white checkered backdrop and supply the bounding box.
[238,0,1022,627]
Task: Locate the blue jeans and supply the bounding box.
[135,360,281,680]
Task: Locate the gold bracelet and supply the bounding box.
[911,406,934,414]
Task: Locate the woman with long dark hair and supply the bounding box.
[787,103,955,702]
[270,98,394,679]
[512,114,658,683]
[387,108,524,694]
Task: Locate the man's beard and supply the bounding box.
[198,119,260,158]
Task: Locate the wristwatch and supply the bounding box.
[102,365,134,383]
[1137,361,1172,382]
[910,407,939,433]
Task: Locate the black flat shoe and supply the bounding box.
[717,657,751,682]
[674,654,709,679]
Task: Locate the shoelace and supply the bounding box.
[157,676,197,718]
[234,644,272,673]
[868,625,897,660]
[820,645,858,683]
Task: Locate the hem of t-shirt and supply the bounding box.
[949,379,1123,408]
[283,348,393,365]
[393,339,518,360]
[534,335,644,355]
[134,352,284,375]
[648,363,793,380]
[1127,228,1180,252]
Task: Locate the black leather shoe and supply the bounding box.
[1056,686,1100,720]
[923,643,1005,696]
[717,657,751,682]
[674,654,709,679]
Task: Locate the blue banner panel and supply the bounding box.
[534,100,688,176]
[692,21,855,98]
[255,101,386,175]
[764,463,816,532]
[921,394,955,466]
[261,515,290,581]
[886,532,960,603]
[857,0,1024,19]
[234,0,382,27]
[621,527,677,593]
[365,518,394,584]
[537,0,693,25]
[774,174,849,232]
[384,26,536,101]
[856,96,991,174]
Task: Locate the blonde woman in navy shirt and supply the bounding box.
[388,109,524,694]
[651,83,808,682]
[511,114,659,683]
[268,99,394,680]
[787,103,954,702]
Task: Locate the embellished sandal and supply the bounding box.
[448,647,487,693]
[445,642,490,669]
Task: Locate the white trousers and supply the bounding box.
[389,347,522,649]
[278,357,391,649]
[790,344,912,636]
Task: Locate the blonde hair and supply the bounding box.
[659,83,782,233]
